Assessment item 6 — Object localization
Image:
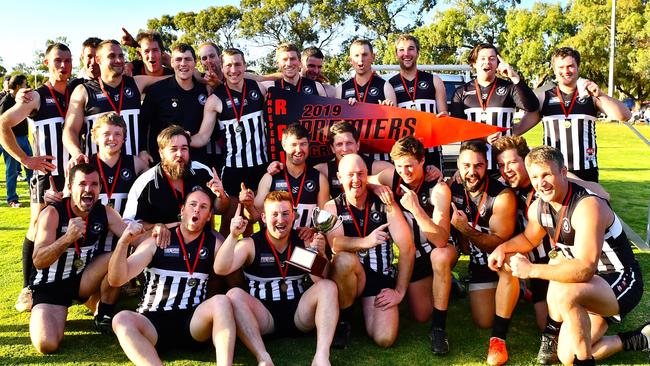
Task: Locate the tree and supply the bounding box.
[345,0,435,42]
[32,37,71,74]
[194,6,242,48]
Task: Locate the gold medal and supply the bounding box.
[235,124,243,133]
[73,258,85,269]
[563,119,572,128]
[187,278,198,288]
[409,103,418,110]
[548,248,558,259]
[480,112,489,123]
[280,280,288,293]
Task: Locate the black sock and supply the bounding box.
[96,302,116,317]
[22,237,34,288]
[573,355,595,365]
[491,315,511,340]
[544,315,562,336]
[431,308,447,330]
[339,306,353,323]
[618,329,649,351]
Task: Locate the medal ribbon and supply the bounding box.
[556,87,578,118]
[163,171,184,210]
[45,82,70,118]
[99,78,125,114]
[463,179,490,229]
[96,155,122,201]
[474,79,497,112]
[224,81,247,124]
[547,184,573,251]
[353,72,374,103]
[399,73,418,103]
[283,167,306,209]
[176,228,206,276]
[396,176,424,197]
[281,77,302,93]
[345,198,370,237]
[265,230,292,280]
[66,199,89,258]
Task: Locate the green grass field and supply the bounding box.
[0,123,649,365]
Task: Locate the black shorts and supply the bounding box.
[410,250,433,283]
[362,267,396,297]
[570,167,599,183]
[30,173,65,204]
[142,308,205,348]
[31,276,86,307]
[220,164,268,197]
[600,265,643,322]
[262,298,302,337]
[468,260,498,291]
[529,278,549,304]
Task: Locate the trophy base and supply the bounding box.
[287,247,328,278]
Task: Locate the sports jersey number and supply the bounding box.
[302,104,342,119]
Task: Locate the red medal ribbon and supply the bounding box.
[264,230,292,280]
[547,184,573,251]
[399,72,418,103]
[66,199,89,257]
[474,79,497,112]
[345,198,370,237]
[281,77,302,93]
[163,171,184,210]
[45,82,70,118]
[283,167,306,209]
[224,81,247,124]
[99,78,125,114]
[353,73,374,103]
[463,179,490,229]
[176,228,206,276]
[555,87,578,118]
[396,176,424,197]
[96,154,122,201]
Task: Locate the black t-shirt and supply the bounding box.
[0,93,28,136]
[140,77,212,164]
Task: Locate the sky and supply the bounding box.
[1,0,548,72]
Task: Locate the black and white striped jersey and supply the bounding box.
[450,177,510,266]
[273,77,320,95]
[137,229,216,313]
[513,185,552,263]
[537,182,638,274]
[29,84,71,177]
[334,192,395,277]
[90,153,138,253]
[327,154,374,199]
[389,71,443,170]
[540,87,599,172]
[123,161,213,224]
[270,167,320,228]
[244,230,307,302]
[82,77,142,156]
[390,170,438,261]
[31,197,108,285]
[340,73,393,161]
[450,78,538,170]
[215,79,268,168]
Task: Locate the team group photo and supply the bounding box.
[0,0,649,365]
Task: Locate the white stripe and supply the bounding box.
[616,271,635,300]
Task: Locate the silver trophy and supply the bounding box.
[287,207,339,276]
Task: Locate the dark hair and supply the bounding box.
[157,125,191,150]
[552,47,581,67]
[302,46,324,61]
[459,140,488,160]
[8,74,27,90]
[222,48,246,63]
[390,136,425,162]
[183,186,215,209]
[328,121,359,146]
[45,43,71,57]
[282,123,309,140]
[492,135,530,160]
[136,31,165,51]
[82,37,102,49]
[172,43,196,61]
[350,39,373,54]
[395,34,420,52]
[468,44,500,65]
[525,146,565,171]
[69,162,99,181]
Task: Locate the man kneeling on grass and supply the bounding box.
[110,188,236,366]
[216,191,338,366]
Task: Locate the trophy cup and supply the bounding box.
[287,207,340,277]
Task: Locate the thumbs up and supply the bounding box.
[44,175,63,204]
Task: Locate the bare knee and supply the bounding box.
[112,311,135,335]
[331,252,358,277]
[547,283,576,312]
[226,287,248,305]
[314,279,338,297]
[373,331,397,348]
[32,334,60,354]
[430,247,455,272]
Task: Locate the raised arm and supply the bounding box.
[214,204,255,275]
[108,222,155,287]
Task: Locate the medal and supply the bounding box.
[399,73,418,108]
[73,258,85,269]
[474,79,496,124]
[265,231,292,294]
[235,125,243,133]
[480,112,489,122]
[409,103,418,110]
[187,278,198,288]
[358,249,368,258]
[280,280,288,293]
[546,184,573,261]
[563,119,572,128]
[548,248,558,259]
[556,87,578,129]
[66,200,89,270]
[176,228,206,288]
[172,101,178,108]
[345,198,372,258]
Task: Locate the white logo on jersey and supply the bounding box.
[249,90,260,101]
[124,88,135,98]
[91,222,104,234]
[260,255,275,264]
[368,87,380,97]
[199,247,209,259]
[304,180,316,192]
[418,81,429,90]
[344,89,356,98]
[198,94,207,105]
[577,96,588,104]
[479,204,486,217]
[548,97,560,104]
[496,86,507,96]
[120,168,132,181]
[164,247,180,256]
[562,217,571,233]
[370,211,382,223]
[95,93,107,101]
[45,98,56,105]
[303,86,314,94]
[393,85,405,92]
